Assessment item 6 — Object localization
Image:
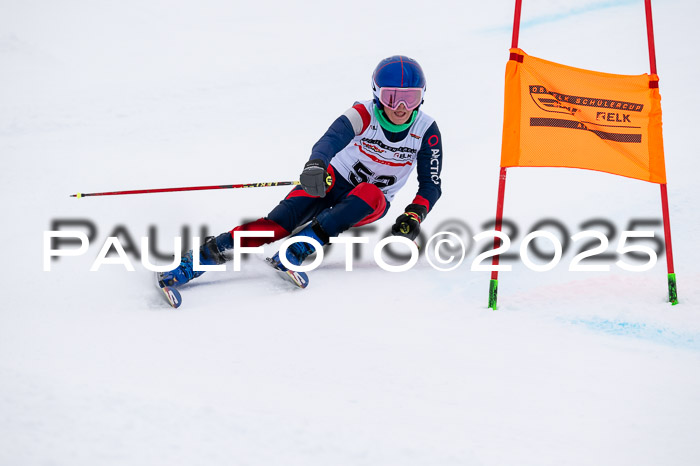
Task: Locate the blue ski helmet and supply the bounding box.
[371,55,426,109]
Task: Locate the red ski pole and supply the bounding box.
[71,180,301,198]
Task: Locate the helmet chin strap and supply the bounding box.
[373,104,418,132]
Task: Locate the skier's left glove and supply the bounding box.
[391,204,428,241]
[300,159,331,198]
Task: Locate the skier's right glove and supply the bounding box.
[299,159,331,198]
[391,203,428,241]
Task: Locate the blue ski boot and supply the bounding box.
[157,236,226,288]
[268,222,327,289]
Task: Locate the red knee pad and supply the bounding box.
[350,182,386,210]
[350,183,387,227]
[230,218,289,248]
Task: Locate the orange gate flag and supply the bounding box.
[501,48,666,184]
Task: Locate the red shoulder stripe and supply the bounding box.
[352,104,371,134]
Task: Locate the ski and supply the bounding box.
[160,286,183,308]
[155,272,183,308]
[265,257,309,289]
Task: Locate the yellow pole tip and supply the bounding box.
[76,193,82,198]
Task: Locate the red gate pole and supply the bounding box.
[489,0,522,310]
[511,0,523,49]
[645,0,678,304]
[488,167,508,309]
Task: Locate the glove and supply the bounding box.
[299,159,331,198]
[391,203,428,241]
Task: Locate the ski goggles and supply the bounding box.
[378,87,424,111]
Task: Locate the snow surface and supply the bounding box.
[2,0,700,465]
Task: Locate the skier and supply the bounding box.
[158,55,443,288]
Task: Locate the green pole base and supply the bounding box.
[488,279,498,310]
[668,273,678,305]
